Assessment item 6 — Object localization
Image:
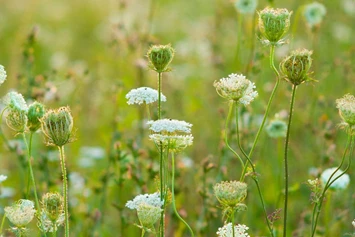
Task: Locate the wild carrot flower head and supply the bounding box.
[126,192,163,210]
[27,102,45,132]
[266,119,287,138]
[136,203,162,230]
[3,91,28,111]
[0,174,7,183]
[0,65,7,86]
[280,49,313,85]
[41,107,74,147]
[38,192,65,232]
[147,119,192,134]
[258,8,292,45]
[320,167,350,191]
[303,2,326,28]
[234,0,258,14]
[126,87,167,105]
[336,94,355,131]
[147,44,175,73]
[5,199,36,227]
[216,223,250,237]
[214,181,247,207]
[214,73,258,105]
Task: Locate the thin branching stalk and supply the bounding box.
[311,135,355,236]
[225,101,245,170]
[231,210,235,237]
[171,152,195,237]
[158,72,162,120]
[283,85,297,237]
[58,146,69,237]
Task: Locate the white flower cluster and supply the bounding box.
[38,211,65,233]
[214,73,258,105]
[217,223,250,237]
[0,174,7,183]
[320,167,350,190]
[147,119,192,134]
[234,0,258,14]
[336,94,355,127]
[126,87,166,105]
[126,192,163,210]
[0,65,6,86]
[303,2,326,27]
[352,219,355,228]
[5,199,36,227]
[3,91,28,111]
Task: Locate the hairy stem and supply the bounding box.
[283,85,297,237]
[171,152,195,237]
[58,146,69,237]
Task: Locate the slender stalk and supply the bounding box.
[171,152,195,237]
[225,101,245,170]
[240,45,280,179]
[283,85,297,237]
[141,229,145,237]
[158,72,162,120]
[231,211,235,237]
[311,135,354,236]
[58,146,69,237]
[0,214,5,234]
[22,133,40,210]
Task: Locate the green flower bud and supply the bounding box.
[136,203,162,230]
[258,8,292,45]
[42,192,64,222]
[41,107,74,147]
[147,44,175,73]
[280,49,313,85]
[6,107,28,133]
[213,181,247,207]
[27,102,45,132]
[336,94,355,132]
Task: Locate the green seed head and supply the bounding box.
[136,203,162,229]
[6,107,28,133]
[280,49,313,85]
[41,106,74,146]
[42,192,64,222]
[336,94,355,130]
[27,102,45,132]
[258,8,292,45]
[147,44,175,73]
[213,181,247,207]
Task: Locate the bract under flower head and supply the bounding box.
[214,181,247,207]
[5,199,36,227]
[0,65,7,86]
[336,94,355,130]
[234,0,258,14]
[126,87,167,105]
[147,119,192,134]
[149,134,193,152]
[125,192,163,210]
[216,223,250,237]
[258,8,292,45]
[214,73,258,105]
[303,2,326,28]
[137,203,162,229]
[320,167,350,190]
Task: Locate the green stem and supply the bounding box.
[22,133,40,210]
[0,214,5,234]
[225,101,245,171]
[159,142,164,237]
[283,85,297,237]
[311,135,354,236]
[158,72,162,120]
[141,229,145,237]
[58,146,69,237]
[231,211,235,237]
[171,152,195,237]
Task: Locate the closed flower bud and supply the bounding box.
[27,102,45,132]
[136,203,162,230]
[280,49,313,85]
[38,192,65,232]
[41,107,74,147]
[213,181,247,207]
[147,44,175,73]
[6,107,28,133]
[258,8,292,45]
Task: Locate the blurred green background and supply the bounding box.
[0,0,354,236]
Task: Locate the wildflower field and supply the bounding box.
[0,0,355,236]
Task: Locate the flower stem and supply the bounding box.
[225,101,245,171]
[0,214,5,234]
[231,211,235,237]
[158,72,162,120]
[283,85,297,237]
[171,152,195,237]
[311,135,354,236]
[58,146,69,237]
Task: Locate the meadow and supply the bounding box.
[0,0,355,236]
